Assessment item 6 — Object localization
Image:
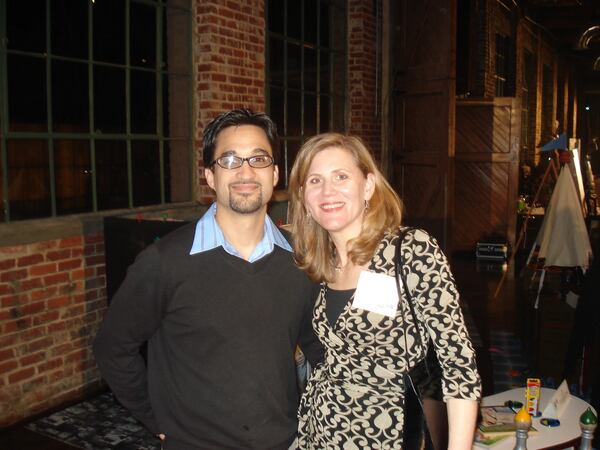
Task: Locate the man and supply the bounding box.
[94,109,322,450]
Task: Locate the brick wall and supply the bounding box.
[0,234,105,426]
[348,0,382,158]
[195,0,266,201]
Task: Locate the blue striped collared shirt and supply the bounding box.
[189,203,292,262]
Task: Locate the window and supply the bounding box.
[266,0,347,187]
[0,0,193,222]
[495,33,510,97]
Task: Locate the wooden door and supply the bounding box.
[390,0,457,249]
[454,98,521,252]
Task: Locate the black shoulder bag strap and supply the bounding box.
[394,227,442,450]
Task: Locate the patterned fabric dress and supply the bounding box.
[297,228,481,449]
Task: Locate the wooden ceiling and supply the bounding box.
[524,0,600,83]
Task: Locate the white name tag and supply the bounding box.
[352,270,399,318]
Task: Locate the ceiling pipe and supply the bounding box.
[576,25,600,50]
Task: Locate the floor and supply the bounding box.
[0,251,595,449]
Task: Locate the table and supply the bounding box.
[474,387,596,449]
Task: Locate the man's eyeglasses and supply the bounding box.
[210,154,274,170]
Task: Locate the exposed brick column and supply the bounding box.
[194,0,267,201]
[347,0,382,159]
[0,235,105,426]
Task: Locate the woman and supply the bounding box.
[288,133,481,449]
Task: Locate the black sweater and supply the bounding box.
[93,222,322,450]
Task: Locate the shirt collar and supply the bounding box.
[189,203,292,262]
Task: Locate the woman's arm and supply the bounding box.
[447,398,479,450]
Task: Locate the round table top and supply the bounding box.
[474,387,596,450]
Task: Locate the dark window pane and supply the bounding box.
[131,70,157,134]
[7,140,51,220]
[132,141,161,206]
[94,66,125,133]
[319,95,330,132]
[287,43,301,90]
[8,55,47,131]
[269,38,285,87]
[305,47,317,92]
[287,0,302,40]
[304,94,317,137]
[269,88,284,136]
[320,2,330,47]
[55,140,92,215]
[7,0,46,53]
[93,0,125,64]
[131,2,156,68]
[268,0,284,35]
[51,0,88,59]
[96,140,128,210]
[52,61,89,132]
[320,51,330,93]
[287,91,301,136]
[305,0,318,44]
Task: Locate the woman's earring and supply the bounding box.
[364,200,370,212]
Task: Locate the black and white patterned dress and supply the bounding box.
[297,229,481,449]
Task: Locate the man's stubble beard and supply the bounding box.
[228,185,264,214]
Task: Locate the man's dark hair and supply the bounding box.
[202,109,279,168]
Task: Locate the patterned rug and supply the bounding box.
[25,392,159,450]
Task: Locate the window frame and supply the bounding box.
[265,0,348,188]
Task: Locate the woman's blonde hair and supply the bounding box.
[288,133,403,282]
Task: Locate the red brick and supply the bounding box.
[59,236,83,248]
[0,269,27,282]
[71,269,85,280]
[43,272,69,286]
[0,259,16,271]
[84,255,105,267]
[2,317,31,333]
[19,278,44,291]
[50,343,73,357]
[46,250,71,261]
[21,301,45,316]
[47,320,67,333]
[58,259,82,271]
[84,234,104,244]
[38,357,63,373]
[71,248,83,258]
[0,284,11,295]
[1,295,19,308]
[48,296,70,309]
[0,360,18,374]
[21,326,46,342]
[22,375,47,393]
[32,310,60,326]
[27,337,53,353]
[8,367,35,383]
[0,348,15,362]
[17,254,44,267]
[20,351,46,367]
[65,349,87,364]
[30,263,57,276]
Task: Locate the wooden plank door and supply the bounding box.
[454,97,521,252]
[390,0,457,249]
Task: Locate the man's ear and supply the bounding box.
[272,164,279,187]
[205,167,216,191]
